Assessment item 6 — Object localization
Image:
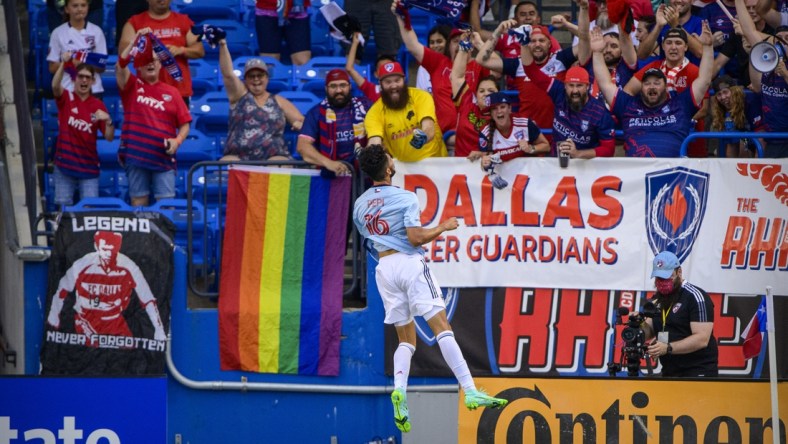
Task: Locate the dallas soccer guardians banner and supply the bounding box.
[40,211,175,375]
[391,158,786,295]
[219,166,350,375]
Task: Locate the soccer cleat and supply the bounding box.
[464,389,508,411]
[391,389,411,433]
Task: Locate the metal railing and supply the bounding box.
[184,160,364,300]
[679,131,788,158]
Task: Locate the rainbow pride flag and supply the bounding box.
[218,166,350,375]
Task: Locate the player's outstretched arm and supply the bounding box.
[406,217,459,247]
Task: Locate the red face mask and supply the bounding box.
[655,277,675,295]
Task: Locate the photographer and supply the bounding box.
[639,251,719,377]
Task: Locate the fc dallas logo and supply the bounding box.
[384,63,395,72]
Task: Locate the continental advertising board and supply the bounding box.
[460,378,787,443]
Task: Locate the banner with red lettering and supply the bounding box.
[391,158,786,295]
[383,288,788,377]
[40,211,175,375]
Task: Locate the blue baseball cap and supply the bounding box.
[488,91,516,106]
[651,251,681,279]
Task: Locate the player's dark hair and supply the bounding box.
[358,144,389,181]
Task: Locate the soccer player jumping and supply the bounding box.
[353,144,508,433]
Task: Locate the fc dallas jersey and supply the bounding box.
[55,91,107,178]
[72,262,137,337]
[120,74,191,171]
[479,114,542,161]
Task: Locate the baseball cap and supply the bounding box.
[243,58,269,76]
[376,61,405,80]
[565,66,589,84]
[132,42,156,68]
[642,67,666,81]
[530,25,551,37]
[664,27,688,43]
[449,28,465,40]
[325,68,350,85]
[651,251,681,279]
[488,91,516,106]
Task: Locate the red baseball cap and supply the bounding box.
[449,28,464,40]
[376,61,405,80]
[133,42,156,68]
[565,66,589,84]
[530,25,551,37]
[325,68,350,85]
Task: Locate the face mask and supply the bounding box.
[655,277,675,295]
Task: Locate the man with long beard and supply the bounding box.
[363,62,447,161]
[297,69,371,176]
[523,47,616,159]
[639,251,718,377]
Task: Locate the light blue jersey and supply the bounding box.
[353,184,423,255]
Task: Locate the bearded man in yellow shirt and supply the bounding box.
[364,62,448,161]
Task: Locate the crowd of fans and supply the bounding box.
[42,0,788,206]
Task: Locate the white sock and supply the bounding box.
[437,331,476,393]
[393,342,415,391]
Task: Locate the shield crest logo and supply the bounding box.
[645,167,709,262]
[415,287,458,345]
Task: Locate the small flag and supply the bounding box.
[218,166,350,375]
[741,296,767,360]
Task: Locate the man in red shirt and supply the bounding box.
[392,1,489,135]
[51,58,114,206]
[118,0,204,101]
[493,0,561,58]
[476,20,556,141]
[117,28,192,207]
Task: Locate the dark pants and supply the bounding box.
[345,0,402,61]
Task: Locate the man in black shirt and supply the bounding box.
[641,251,719,377]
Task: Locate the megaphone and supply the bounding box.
[750,41,787,73]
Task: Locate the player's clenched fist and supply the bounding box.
[441,217,460,231]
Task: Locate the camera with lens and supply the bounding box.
[608,301,659,377]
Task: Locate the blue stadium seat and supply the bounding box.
[147,198,220,272]
[293,57,367,85]
[178,5,239,23]
[173,0,241,14]
[97,130,122,169]
[189,59,220,97]
[190,91,230,138]
[103,95,124,124]
[100,55,120,97]
[97,170,129,201]
[277,90,321,115]
[409,9,435,39]
[310,7,334,57]
[65,197,132,211]
[177,129,218,164]
[195,19,256,59]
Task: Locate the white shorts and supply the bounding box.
[375,252,446,326]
